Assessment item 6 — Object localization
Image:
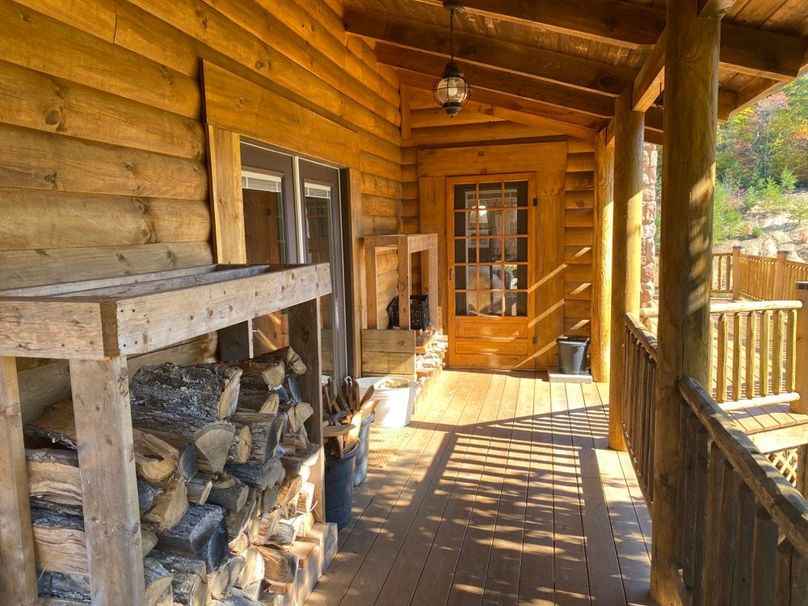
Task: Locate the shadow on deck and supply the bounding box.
[307,370,655,606]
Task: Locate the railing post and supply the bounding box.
[732,246,742,299]
[774,250,789,300]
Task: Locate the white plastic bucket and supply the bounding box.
[372,377,417,428]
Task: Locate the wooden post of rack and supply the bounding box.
[70,356,146,605]
[288,297,325,521]
[398,236,412,329]
[0,356,37,604]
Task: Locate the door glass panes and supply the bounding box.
[453,180,529,317]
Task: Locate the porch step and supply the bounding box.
[548,367,593,383]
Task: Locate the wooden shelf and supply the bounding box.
[0,263,331,604]
[364,233,438,331]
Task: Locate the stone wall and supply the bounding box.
[641,143,659,307]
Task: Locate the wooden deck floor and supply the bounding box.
[307,370,655,606]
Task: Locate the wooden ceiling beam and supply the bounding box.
[412,0,664,48]
[397,70,601,141]
[344,10,637,95]
[374,43,615,118]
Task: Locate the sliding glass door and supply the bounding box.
[239,141,348,379]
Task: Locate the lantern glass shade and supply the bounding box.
[434,61,470,117]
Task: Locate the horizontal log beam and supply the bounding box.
[375,43,615,118]
[345,10,637,95]
[413,0,665,48]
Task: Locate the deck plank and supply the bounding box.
[306,371,653,606]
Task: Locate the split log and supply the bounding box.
[157,504,229,572]
[37,571,91,603]
[288,512,314,539]
[250,509,281,546]
[257,546,299,583]
[285,403,313,433]
[266,520,295,549]
[140,423,234,475]
[206,474,249,512]
[276,475,303,510]
[233,359,286,391]
[143,557,174,606]
[228,533,250,555]
[285,376,303,402]
[225,489,258,541]
[142,530,158,557]
[150,549,208,606]
[238,389,280,414]
[138,478,160,513]
[26,449,81,509]
[296,482,315,515]
[25,401,181,482]
[228,423,252,464]
[262,485,279,513]
[232,411,282,464]
[38,599,89,606]
[187,476,213,505]
[142,476,189,532]
[141,432,199,480]
[235,547,265,594]
[130,363,242,420]
[226,457,286,491]
[208,556,245,600]
[31,508,156,574]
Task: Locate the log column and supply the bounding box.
[652,0,723,601]
[592,130,614,381]
[70,356,146,605]
[608,91,644,450]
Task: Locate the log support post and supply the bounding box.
[732,245,742,299]
[70,356,146,605]
[0,356,37,604]
[592,129,615,382]
[652,0,723,601]
[288,297,325,522]
[796,284,808,496]
[608,91,644,450]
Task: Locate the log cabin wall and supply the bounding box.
[405,114,595,369]
[0,0,403,419]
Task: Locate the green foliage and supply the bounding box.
[712,181,744,243]
[716,74,808,188]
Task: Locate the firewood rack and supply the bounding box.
[0,263,330,605]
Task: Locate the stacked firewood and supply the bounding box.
[26,347,328,606]
[415,329,448,395]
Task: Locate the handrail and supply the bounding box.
[679,377,808,558]
[622,313,658,502]
[675,376,808,602]
[641,299,802,318]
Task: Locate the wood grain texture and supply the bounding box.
[69,357,146,605]
[0,356,37,603]
[652,1,721,601]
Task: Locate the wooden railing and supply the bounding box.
[710,300,801,406]
[655,249,808,301]
[675,377,808,604]
[622,313,658,501]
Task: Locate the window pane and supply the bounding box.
[455,292,470,316]
[455,210,475,237]
[503,237,528,262]
[503,208,528,235]
[242,188,287,264]
[506,264,528,289]
[454,184,477,209]
[503,292,527,317]
[478,239,503,262]
[304,193,331,264]
[478,184,503,209]
[504,181,528,206]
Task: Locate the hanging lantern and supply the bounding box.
[434,3,470,117]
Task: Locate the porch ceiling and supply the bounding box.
[342,0,808,140]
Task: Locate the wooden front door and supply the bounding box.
[447,174,537,369]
